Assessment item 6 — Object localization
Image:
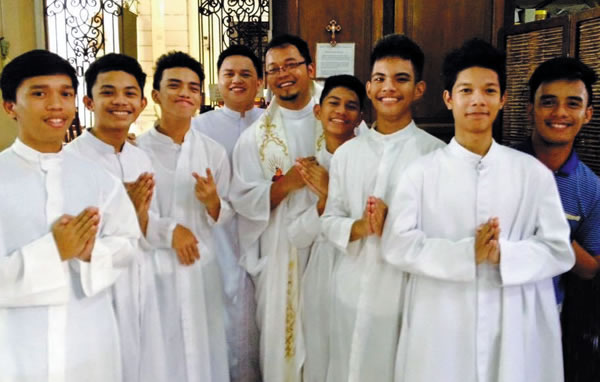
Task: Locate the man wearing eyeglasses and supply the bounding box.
[230,34,322,382]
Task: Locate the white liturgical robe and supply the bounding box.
[285,143,335,382]
[137,126,233,382]
[65,130,170,382]
[193,106,263,382]
[321,122,444,382]
[230,87,321,382]
[0,139,140,382]
[193,105,264,158]
[381,139,575,382]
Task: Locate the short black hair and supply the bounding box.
[1,49,78,102]
[528,57,597,105]
[153,51,205,91]
[370,34,425,82]
[265,34,312,65]
[319,74,366,109]
[442,38,506,94]
[217,45,263,79]
[85,53,146,98]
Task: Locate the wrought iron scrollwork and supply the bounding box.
[45,0,124,131]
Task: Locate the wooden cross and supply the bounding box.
[326,19,341,46]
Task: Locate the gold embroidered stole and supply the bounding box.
[255,100,323,375]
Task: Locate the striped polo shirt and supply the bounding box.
[517,138,600,304]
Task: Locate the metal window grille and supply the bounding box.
[45,0,127,137]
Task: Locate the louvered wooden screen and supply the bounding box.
[502,22,566,147]
[576,15,600,175]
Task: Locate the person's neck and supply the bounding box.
[276,91,311,111]
[20,135,62,153]
[325,132,354,154]
[531,133,572,172]
[158,113,191,144]
[90,126,127,153]
[375,113,412,135]
[455,128,493,156]
[226,101,254,118]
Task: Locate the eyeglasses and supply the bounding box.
[265,61,307,75]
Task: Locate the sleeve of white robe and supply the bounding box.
[230,128,271,249]
[145,182,177,249]
[204,146,234,226]
[381,167,478,282]
[321,154,356,253]
[498,167,575,286]
[76,181,142,297]
[286,189,321,249]
[0,233,69,307]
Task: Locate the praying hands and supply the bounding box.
[296,157,329,215]
[475,217,501,264]
[52,207,100,262]
[124,172,154,234]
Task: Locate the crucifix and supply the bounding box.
[326,19,341,46]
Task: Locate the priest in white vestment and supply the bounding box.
[381,39,575,382]
[137,51,232,382]
[0,50,140,382]
[65,54,169,382]
[321,35,444,382]
[229,34,322,382]
[286,75,365,382]
[192,45,263,382]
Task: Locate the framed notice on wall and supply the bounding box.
[316,43,355,78]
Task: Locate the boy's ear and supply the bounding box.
[442,90,453,110]
[414,80,426,101]
[313,103,321,120]
[83,95,95,112]
[141,96,148,110]
[151,89,160,105]
[3,100,17,121]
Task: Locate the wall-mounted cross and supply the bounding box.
[326,19,342,46]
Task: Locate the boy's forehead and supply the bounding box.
[324,86,359,101]
[95,70,140,88]
[161,67,201,83]
[455,66,500,85]
[19,74,74,89]
[536,78,587,97]
[371,57,415,76]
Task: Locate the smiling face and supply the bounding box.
[152,67,202,119]
[218,55,262,112]
[366,57,424,127]
[530,79,593,147]
[444,66,504,137]
[84,70,146,134]
[3,74,76,153]
[265,44,314,110]
[314,86,361,144]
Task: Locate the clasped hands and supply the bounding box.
[52,207,100,262]
[475,217,501,265]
